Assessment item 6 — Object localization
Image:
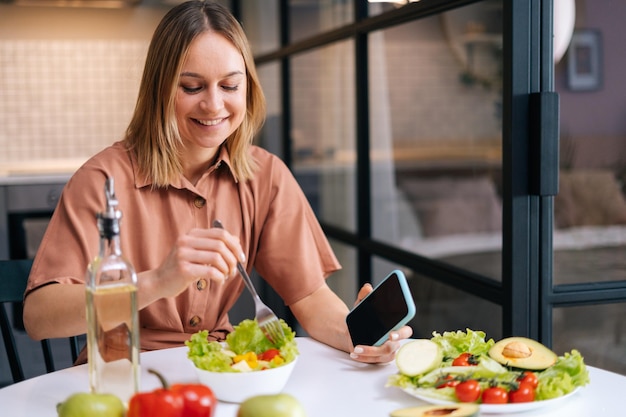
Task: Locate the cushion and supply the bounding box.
[555,170,626,228]
[398,176,502,237]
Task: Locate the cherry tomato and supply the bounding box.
[481,386,509,404]
[436,375,460,389]
[517,371,539,389]
[455,379,482,403]
[258,348,281,361]
[509,382,536,403]
[452,353,478,366]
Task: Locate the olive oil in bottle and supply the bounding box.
[86,177,140,402]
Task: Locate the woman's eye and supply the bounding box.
[222,85,239,92]
[181,85,202,94]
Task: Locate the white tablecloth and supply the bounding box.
[0,337,623,416]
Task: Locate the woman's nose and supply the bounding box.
[200,88,223,111]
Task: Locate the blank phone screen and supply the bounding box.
[346,272,411,346]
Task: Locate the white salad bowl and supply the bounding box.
[193,356,298,403]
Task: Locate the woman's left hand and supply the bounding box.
[348,283,413,364]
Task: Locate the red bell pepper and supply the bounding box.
[127,369,215,417]
[170,383,216,417]
[127,381,184,417]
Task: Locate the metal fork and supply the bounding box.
[212,220,286,346]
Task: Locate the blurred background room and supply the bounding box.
[1,0,624,385]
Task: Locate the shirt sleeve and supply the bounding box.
[244,150,342,306]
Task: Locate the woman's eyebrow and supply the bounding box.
[180,70,245,78]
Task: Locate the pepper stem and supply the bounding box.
[148,368,170,389]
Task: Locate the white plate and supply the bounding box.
[402,387,581,414]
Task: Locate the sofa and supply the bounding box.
[395,168,626,374]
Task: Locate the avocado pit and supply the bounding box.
[425,408,462,416]
[502,341,532,358]
[390,404,479,417]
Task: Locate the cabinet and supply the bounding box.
[0,176,69,260]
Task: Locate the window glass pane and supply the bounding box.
[327,239,358,306]
[241,0,280,55]
[369,2,503,280]
[552,1,626,377]
[293,239,355,336]
[553,305,626,375]
[554,2,626,287]
[256,62,283,158]
[396,265,502,340]
[291,40,356,230]
[367,0,418,18]
[289,0,353,43]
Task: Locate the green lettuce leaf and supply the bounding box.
[431,328,495,360]
[185,330,234,372]
[535,349,590,400]
[185,319,299,372]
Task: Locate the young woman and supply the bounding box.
[23,0,411,364]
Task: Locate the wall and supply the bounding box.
[556,0,626,170]
[0,5,168,167]
[1,1,624,171]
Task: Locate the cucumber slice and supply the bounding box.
[395,339,443,376]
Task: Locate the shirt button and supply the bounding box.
[194,197,206,208]
[189,315,202,327]
[196,279,207,291]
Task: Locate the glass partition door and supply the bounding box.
[243,0,626,374]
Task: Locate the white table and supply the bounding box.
[0,337,623,416]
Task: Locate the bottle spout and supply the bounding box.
[104,177,120,219]
[98,177,122,237]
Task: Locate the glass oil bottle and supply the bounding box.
[86,177,140,402]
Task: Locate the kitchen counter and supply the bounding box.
[0,173,73,186]
[0,159,84,259]
[0,158,86,184]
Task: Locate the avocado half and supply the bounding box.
[390,404,479,417]
[488,336,557,370]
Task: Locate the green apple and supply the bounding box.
[56,392,125,417]
[237,393,307,417]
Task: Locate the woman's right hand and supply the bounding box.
[148,227,246,300]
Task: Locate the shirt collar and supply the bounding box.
[131,144,237,190]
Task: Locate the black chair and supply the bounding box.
[0,259,82,385]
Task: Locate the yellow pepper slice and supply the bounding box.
[233,351,258,369]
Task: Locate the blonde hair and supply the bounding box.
[124,1,266,187]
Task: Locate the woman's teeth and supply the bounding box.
[196,118,223,126]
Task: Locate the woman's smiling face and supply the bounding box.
[175,30,247,158]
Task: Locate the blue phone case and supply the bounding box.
[346,269,416,347]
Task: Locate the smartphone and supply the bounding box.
[346,269,416,347]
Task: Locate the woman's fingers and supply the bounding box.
[157,227,246,295]
[349,326,413,364]
[354,283,373,307]
[186,227,244,278]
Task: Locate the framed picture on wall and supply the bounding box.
[567,29,603,91]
